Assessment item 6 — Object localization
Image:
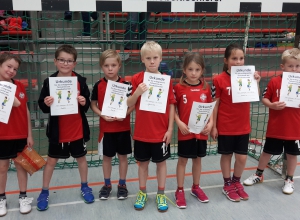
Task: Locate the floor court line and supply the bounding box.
[7,176,300,213]
[7,162,300,195]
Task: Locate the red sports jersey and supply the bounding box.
[131,71,176,143]
[59,73,83,142]
[174,81,212,140]
[263,75,300,140]
[0,80,28,140]
[91,77,131,141]
[212,71,251,135]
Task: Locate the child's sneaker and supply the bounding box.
[156,194,168,212]
[36,193,49,211]
[117,184,128,200]
[282,179,294,194]
[134,190,148,210]
[19,197,33,214]
[175,189,186,209]
[0,198,7,217]
[222,184,240,202]
[191,186,209,203]
[81,186,95,203]
[243,173,263,186]
[99,185,112,200]
[234,182,249,200]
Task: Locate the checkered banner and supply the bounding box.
[2,0,300,12]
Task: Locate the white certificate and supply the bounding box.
[0,81,17,124]
[231,66,259,103]
[279,72,300,108]
[101,80,129,118]
[49,77,78,116]
[140,72,171,113]
[188,101,216,134]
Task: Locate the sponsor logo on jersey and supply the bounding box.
[19,92,25,99]
[190,89,200,92]
[200,93,207,101]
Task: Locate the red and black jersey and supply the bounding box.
[211,71,251,135]
[0,79,28,140]
[130,71,177,143]
[174,81,212,141]
[91,77,131,141]
[263,75,300,140]
[59,73,83,142]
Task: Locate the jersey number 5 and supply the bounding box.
[183,94,187,104]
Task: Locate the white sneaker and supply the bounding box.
[282,179,294,195]
[0,198,7,217]
[243,173,263,186]
[19,197,33,214]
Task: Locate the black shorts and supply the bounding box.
[178,139,207,158]
[48,138,87,159]
[263,138,300,155]
[99,131,132,157]
[217,134,249,155]
[134,140,170,163]
[0,139,27,160]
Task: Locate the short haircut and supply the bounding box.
[281,48,300,64]
[140,41,162,58]
[55,45,77,61]
[99,49,121,66]
[0,52,22,66]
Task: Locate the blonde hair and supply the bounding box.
[140,41,162,58]
[180,52,208,90]
[281,48,300,64]
[99,49,121,66]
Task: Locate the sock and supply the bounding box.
[286,175,293,181]
[255,168,264,177]
[232,175,241,183]
[119,179,126,186]
[0,193,6,200]
[140,186,146,193]
[81,182,88,189]
[224,177,231,186]
[19,191,27,198]
[177,186,184,191]
[157,187,164,195]
[192,184,199,189]
[104,178,111,186]
[41,188,49,195]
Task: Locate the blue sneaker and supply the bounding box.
[36,193,49,211]
[81,186,95,203]
[134,190,148,210]
[156,194,168,212]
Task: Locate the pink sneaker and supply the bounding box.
[175,190,186,209]
[190,186,209,203]
[234,182,249,200]
[222,184,240,202]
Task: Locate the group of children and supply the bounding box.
[0,41,299,217]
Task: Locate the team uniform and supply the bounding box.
[91,77,132,157]
[211,71,250,155]
[262,75,300,155]
[130,71,176,162]
[0,80,28,159]
[38,71,90,159]
[174,81,212,158]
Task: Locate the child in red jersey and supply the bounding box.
[210,44,260,202]
[127,41,176,212]
[0,53,34,216]
[91,49,134,200]
[244,48,300,194]
[37,45,94,211]
[173,52,213,209]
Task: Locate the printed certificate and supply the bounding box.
[49,77,78,116]
[140,72,171,113]
[0,81,17,124]
[101,80,129,118]
[188,101,216,134]
[231,66,259,103]
[279,72,300,108]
